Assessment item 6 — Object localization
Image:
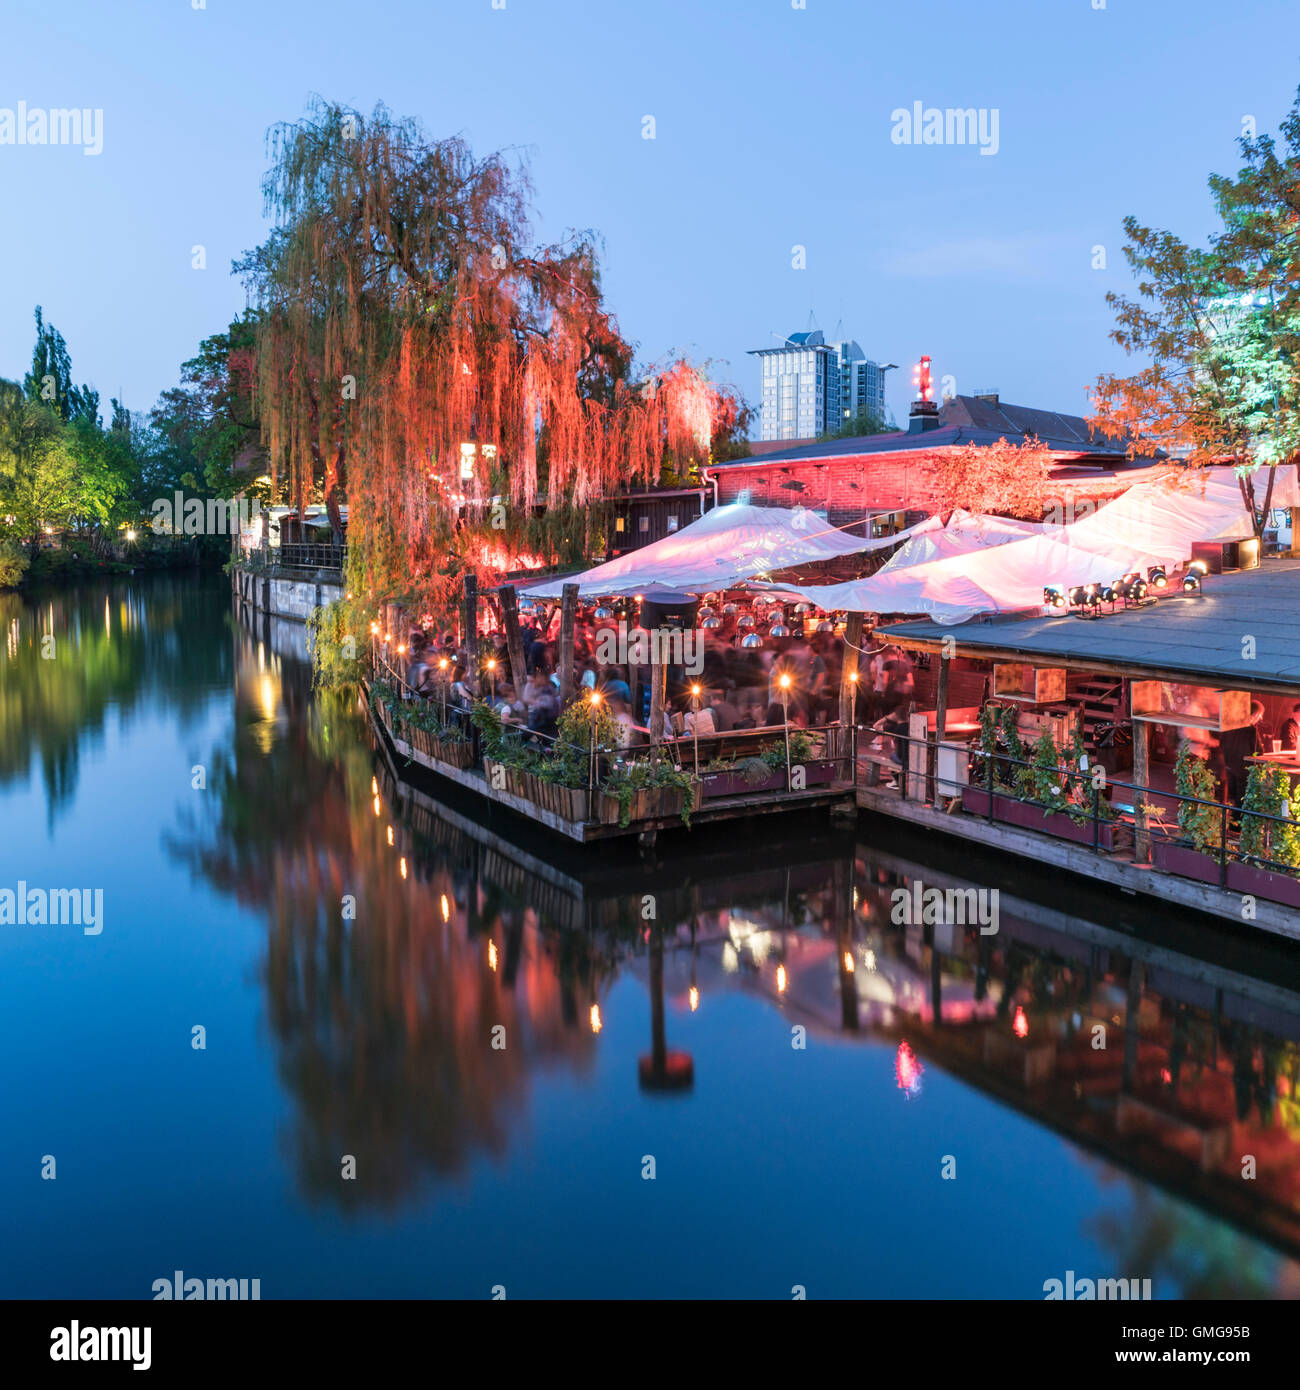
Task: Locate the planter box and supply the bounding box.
[431,739,473,770]
[598,784,693,826]
[961,786,1115,850]
[1150,839,1223,886]
[699,758,838,799]
[1227,859,1300,909]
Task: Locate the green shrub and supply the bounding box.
[0,541,30,589]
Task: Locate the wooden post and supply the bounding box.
[932,652,951,801]
[838,611,863,732]
[648,653,667,747]
[499,585,529,693]
[1133,718,1151,863]
[462,573,479,657]
[559,583,579,705]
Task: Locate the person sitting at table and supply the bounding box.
[1281,702,1300,752]
[707,687,739,733]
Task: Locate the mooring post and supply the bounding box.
[648,652,666,747]
[559,582,578,705]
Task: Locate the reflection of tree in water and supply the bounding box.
[1086,1172,1294,1298]
[0,577,230,826]
[170,626,602,1212]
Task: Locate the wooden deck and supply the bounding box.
[366,689,854,844]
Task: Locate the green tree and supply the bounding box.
[0,380,81,551]
[22,306,100,426]
[1093,84,1300,535]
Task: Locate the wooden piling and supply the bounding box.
[559,583,578,704]
[499,584,529,693]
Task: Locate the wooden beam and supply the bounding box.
[648,654,667,746]
[559,583,579,705]
[499,585,529,694]
[462,573,479,657]
[1132,717,1151,864]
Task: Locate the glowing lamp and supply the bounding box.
[126,529,136,541]
[850,669,859,682]
[1147,565,1168,589]
[690,683,701,697]
[1182,572,1201,593]
[1043,585,1067,609]
[438,657,449,670]
[778,672,792,690]
[589,690,602,706]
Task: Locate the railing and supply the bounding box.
[367,646,856,817]
[858,725,1300,892]
[277,542,346,572]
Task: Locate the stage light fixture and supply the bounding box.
[1147,566,1168,589]
[1043,585,1067,609]
[1182,572,1201,593]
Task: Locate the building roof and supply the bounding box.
[886,558,1300,694]
[721,394,1157,469]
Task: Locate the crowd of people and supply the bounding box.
[394,598,918,755]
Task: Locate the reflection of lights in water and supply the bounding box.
[386,825,394,847]
[896,1041,923,1096]
[488,940,498,971]
[852,887,859,910]
[440,895,451,923]
[689,986,699,1011]
[1160,1067,1172,1085]
[745,930,772,964]
[721,942,739,973]
[399,857,407,880]
[372,796,380,816]
[258,675,276,721]
[843,951,855,974]
[776,964,787,993]
[864,949,877,972]
[371,777,378,796]
[590,1004,602,1034]
[104,598,110,636]
[1013,1006,1029,1039]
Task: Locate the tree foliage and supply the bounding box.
[237,99,748,626]
[930,433,1054,522]
[1092,84,1300,533]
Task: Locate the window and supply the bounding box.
[615,516,625,533]
[667,516,680,533]
[639,516,649,533]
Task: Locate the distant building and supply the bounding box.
[750,330,888,441]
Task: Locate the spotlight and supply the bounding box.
[1188,559,1208,576]
[1147,566,1168,589]
[1043,585,1067,609]
[1097,584,1116,604]
[1182,572,1201,593]
[1068,585,1089,607]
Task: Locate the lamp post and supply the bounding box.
[690,682,702,780]
[438,656,450,726]
[779,671,792,789]
[486,656,497,705]
[588,688,602,793]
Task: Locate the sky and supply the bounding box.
[1,0,1298,433]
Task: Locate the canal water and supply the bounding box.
[5,574,1300,1300]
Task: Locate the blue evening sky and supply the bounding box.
[1,0,1296,429]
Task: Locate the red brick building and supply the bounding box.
[702,392,1164,535]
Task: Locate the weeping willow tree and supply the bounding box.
[238,99,746,635]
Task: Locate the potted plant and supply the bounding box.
[600,758,697,828]
[1150,741,1224,883]
[1228,764,1300,907]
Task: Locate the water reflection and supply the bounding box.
[0,578,230,827]
[170,596,1300,1289]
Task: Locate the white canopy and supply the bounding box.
[520,503,928,600]
[778,468,1300,624]
[877,510,1043,573]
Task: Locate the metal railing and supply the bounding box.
[367,647,855,812]
[857,724,1300,888]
